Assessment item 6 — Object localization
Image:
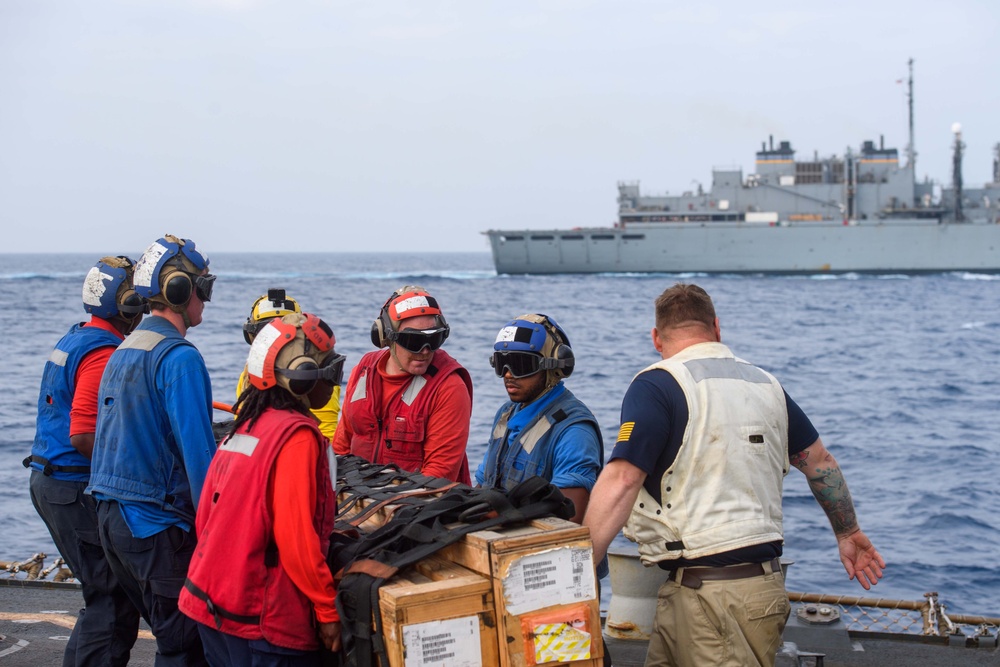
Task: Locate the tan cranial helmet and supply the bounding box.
[246,313,345,401]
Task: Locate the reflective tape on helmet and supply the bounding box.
[134,240,169,293]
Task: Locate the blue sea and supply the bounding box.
[2,252,999,617]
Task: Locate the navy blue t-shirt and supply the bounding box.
[611,368,819,568]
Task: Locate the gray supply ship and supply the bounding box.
[486,62,1000,276]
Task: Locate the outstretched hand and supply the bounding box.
[837,530,885,590]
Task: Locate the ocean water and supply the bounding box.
[2,252,999,617]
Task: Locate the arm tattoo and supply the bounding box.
[804,461,859,536]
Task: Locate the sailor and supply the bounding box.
[88,234,217,666]
[584,283,885,667]
[238,289,341,438]
[181,313,345,663]
[26,256,145,667]
[476,314,604,525]
[332,285,473,484]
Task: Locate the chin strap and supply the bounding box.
[387,344,410,376]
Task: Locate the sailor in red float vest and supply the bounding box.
[332,286,473,484]
[180,313,346,664]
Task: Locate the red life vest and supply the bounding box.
[341,349,472,483]
[179,408,335,650]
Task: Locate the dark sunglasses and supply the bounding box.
[278,353,347,386]
[193,273,216,302]
[390,327,449,353]
[490,350,543,378]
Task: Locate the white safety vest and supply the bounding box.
[623,342,790,564]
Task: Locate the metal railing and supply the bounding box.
[788,590,1000,645]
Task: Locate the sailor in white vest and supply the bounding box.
[584,283,884,667]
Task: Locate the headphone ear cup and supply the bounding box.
[555,344,575,378]
[370,319,386,348]
[243,320,256,345]
[162,270,192,307]
[286,358,318,397]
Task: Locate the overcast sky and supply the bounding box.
[2,1,998,255]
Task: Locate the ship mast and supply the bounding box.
[952,123,965,222]
[905,58,916,171]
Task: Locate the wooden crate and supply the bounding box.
[378,556,499,667]
[440,518,604,667]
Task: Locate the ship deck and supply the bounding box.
[2,581,997,666]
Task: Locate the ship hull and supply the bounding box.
[486,219,1000,275]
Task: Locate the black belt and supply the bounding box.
[666,557,781,589]
[22,455,90,476]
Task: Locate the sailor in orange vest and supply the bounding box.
[181,312,346,664]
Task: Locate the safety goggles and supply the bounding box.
[390,327,449,353]
[278,353,347,386]
[193,273,216,302]
[490,350,543,378]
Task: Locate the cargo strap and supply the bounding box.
[331,472,574,667]
[334,456,455,520]
[22,455,90,476]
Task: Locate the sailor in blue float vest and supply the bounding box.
[26,255,146,666]
[88,235,217,666]
[475,314,608,579]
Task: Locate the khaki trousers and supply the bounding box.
[644,568,790,667]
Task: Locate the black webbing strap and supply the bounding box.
[183,578,261,630]
[342,481,460,529]
[22,455,90,476]
[333,475,574,667]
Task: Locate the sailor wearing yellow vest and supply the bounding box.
[237,289,340,437]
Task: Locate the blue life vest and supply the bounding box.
[88,317,201,525]
[481,386,603,491]
[29,323,122,482]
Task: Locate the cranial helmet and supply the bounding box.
[491,313,575,387]
[370,285,450,349]
[246,312,346,399]
[133,234,213,311]
[82,255,147,320]
[243,288,302,345]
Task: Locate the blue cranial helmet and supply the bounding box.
[133,235,211,310]
[492,313,574,385]
[82,256,145,319]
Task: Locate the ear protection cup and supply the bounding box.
[161,270,193,307]
[553,343,574,377]
[545,317,574,378]
[370,317,388,348]
[284,357,319,396]
[370,292,397,349]
[117,288,147,318]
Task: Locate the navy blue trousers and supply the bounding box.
[197,624,324,667]
[30,472,140,667]
[97,499,207,666]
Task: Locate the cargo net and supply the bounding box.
[788,591,1000,646]
[0,553,75,583]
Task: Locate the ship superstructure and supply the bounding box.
[485,62,1000,275]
